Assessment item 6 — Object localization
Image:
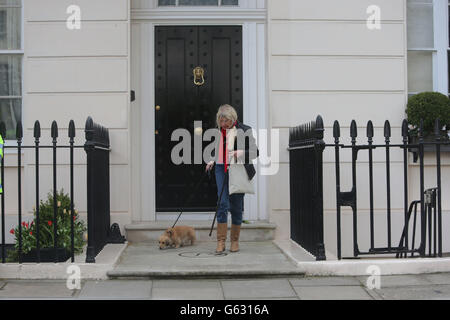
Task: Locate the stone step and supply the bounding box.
[107,241,305,280]
[124,220,276,243]
[107,269,306,280]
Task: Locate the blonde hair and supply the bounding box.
[216,104,238,128]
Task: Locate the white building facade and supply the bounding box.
[1,0,449,258]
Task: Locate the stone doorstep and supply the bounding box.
[106,269,306,280]
[125,220,276,243]
[107,240,305,280]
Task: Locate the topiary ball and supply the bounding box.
[406,92,450,135]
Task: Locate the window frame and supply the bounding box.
[407,0,449,96]
[0,0,23,145]
[431,0,449,95]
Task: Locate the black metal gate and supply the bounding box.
[332,118,445,260]
[288,115,326,261]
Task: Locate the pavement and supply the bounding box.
[1,273,450,299]
[2,240,450,300]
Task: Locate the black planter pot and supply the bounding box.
[21,247,71,263]
[408,132,450,162]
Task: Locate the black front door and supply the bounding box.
[155,26,243,212]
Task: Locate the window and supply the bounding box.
[407,0,449,97]
[0,0,22,141]
[158,0,238,6]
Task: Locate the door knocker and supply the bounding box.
[193,66,205,86]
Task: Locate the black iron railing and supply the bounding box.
[288,115,326,261]
[0,116,122,264]
[290,115,448,261]
[332,118,446,259]
[84,117,121,263]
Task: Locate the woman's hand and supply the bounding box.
[229,150,244,160]
[206,161,215,172]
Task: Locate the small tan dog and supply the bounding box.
[158,226,196,250]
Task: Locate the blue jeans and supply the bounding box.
[215,164,244,226]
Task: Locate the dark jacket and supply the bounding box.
[211,121,259,180]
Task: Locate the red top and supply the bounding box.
[218,121,238,173]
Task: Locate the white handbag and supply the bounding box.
[224,126,254,195]
[228,159,255,195]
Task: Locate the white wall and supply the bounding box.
[268,0,412,258]
[15,0,132,239]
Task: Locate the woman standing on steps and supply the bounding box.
[206,104,259,253]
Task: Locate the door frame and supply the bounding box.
[130,5,268,222]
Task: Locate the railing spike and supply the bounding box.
[402,119,409,138]
[384,120,391,138]
[435,118,441,137]
[418,119,424,139]
[315,115,324,139]
[0,121,6,138]
[33,121,41,139]
[333,120,340,139]
[69,120,76,139]
[316,115,324,129]
[85,116,94,142]
[51,121,58,139]
[106,128,110,146]
[366,121,374,139]
[350,120,357,139]
[16,121,23,140]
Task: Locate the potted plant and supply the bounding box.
[406,91,450,139]
[7,190,87,262]
[406,92,450,160]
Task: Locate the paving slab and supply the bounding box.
[293,286,373,300]
[230,297,300,300]
[221,279,297,299]
[289,276,361,287]
[0,280,76,299]
[374,284,450,300]
[356,274,432,288]
[421,273,450,285]
[151,280,223,300]
[77,280,152,299]
[108,241,304,279]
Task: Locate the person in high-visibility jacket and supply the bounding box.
[0,134,3,194]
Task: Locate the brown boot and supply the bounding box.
[216,223,228,253]
[230,224,241,252]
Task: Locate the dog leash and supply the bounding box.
[171,168,210,229]
[209,165,228,237]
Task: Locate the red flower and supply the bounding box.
[47,220,52,226]
[9,229,14,235]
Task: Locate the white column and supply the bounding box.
[433,0,449,94]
